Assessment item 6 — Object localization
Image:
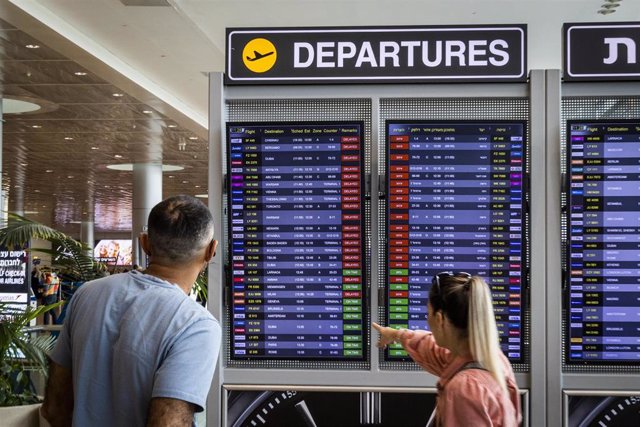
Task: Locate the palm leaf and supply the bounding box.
[0,213,105,282]
[193,270,208,302]
[0,301,62,406]
[0,213,67,248]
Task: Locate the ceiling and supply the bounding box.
[0,2,209,236]
[0,0,638,237]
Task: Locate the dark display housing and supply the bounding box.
[226,122,367,361]
[385,121,527,363]
[565,120,640,365]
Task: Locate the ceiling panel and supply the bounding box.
[0,16,209,236]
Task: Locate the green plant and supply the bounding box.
[0,213,106,282]
[0,301,63,406]
[0,213,104,406]
[193,269,208,302]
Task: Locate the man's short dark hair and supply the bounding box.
[147,195,214,263]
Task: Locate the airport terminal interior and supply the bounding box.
[2,1,640,426]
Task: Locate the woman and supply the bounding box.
[373,272,521,426]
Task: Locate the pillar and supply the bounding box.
[132,163,162,267]
[80,221,94,257]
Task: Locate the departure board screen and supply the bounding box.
[386,121,526,363]
[566,120,640,364]
[227,122,366,361]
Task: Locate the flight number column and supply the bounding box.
[229,132,261,357]
[489,132,523,358]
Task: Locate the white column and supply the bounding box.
[132,163,162,266]
[80,221,94,257]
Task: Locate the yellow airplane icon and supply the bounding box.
[246,50,274,62]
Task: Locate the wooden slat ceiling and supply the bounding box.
[0,17,208,236]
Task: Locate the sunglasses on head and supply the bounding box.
[431,271,472,294]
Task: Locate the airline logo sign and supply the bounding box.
[565,23,640,81]
[226,26,527,84]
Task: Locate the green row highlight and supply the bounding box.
[343,269,361,276]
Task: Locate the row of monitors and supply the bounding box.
[226,119,639,366]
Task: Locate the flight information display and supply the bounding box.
[227,122,366,361]
[386,121,526,363]
[566,120,640,364]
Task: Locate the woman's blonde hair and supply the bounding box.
[429,273,506,391]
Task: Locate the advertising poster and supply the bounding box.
[227,390,436,427]
[568,394,640,426]
[0,245,29,306]
[94,239,133,266]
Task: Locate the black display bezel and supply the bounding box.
[383,120,529,364]
[225,121,368,362]
[564,119,640,366]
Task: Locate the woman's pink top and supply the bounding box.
[398,330,521,427]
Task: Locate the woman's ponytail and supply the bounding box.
[467,276,507,392]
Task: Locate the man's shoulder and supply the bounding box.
[73,273,128,293]
[179,298,218,324]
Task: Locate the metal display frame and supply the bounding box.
[558,82,640,401]
[207,72,554,427]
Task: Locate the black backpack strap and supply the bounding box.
[459,361,487,372]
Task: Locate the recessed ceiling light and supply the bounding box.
[64,137,74,140]
[168,175,174,179]
[67,175,74,179]
[195,185,201,188]
[195,194,208,199]
[25,44,40,49]
[112,93,124,97]
[106,164,184,172]
[45,169,53,173]
[114,154,123,158]
[14,185,21,188]
[188,136,198,140]
[3,98,41,114]
[182,180,189,184]
[34,189,40,193]
[74,71,87,76]
[31,125,41,128]
[91,146,99,150]
[20,163,27,166]
[168,124,178,128]
[142,110,152,114]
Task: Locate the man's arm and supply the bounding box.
[41,360,74,427]
[147,397,196,427]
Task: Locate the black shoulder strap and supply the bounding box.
[456,361,488,375]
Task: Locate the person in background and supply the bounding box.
[41,271,60,324]
[42,195,222,427]
[373,272,521,427]
[30,266,44,304]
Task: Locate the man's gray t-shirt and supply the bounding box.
[50,270,222,426]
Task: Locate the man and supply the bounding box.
[42,195,222,426]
